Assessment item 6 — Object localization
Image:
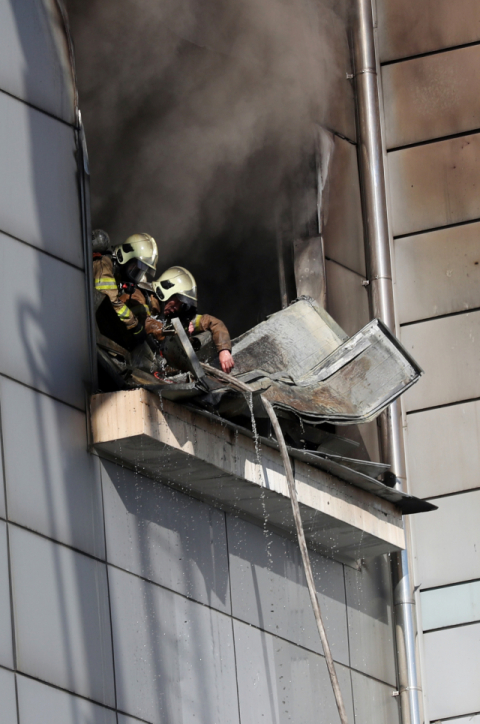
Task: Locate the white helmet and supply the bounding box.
[114,233,158,282]
[153,266,197,310]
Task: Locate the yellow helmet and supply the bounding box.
[153,266,197,308]
[114,233,158,282]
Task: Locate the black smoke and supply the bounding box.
[65,0,348,335]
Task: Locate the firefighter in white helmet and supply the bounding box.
[93,232,164,347]
[153,266,235,374]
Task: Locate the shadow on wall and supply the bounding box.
[7,0,107,718]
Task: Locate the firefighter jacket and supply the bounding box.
[93,254,139,331]
[193,314,232,352]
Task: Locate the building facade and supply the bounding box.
[1,1,477,724]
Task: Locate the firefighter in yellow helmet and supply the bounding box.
[93,231,163,347]
[153,266,235,374]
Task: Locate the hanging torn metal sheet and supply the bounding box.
[222,297,422,424]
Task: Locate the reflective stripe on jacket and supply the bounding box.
[93,255,138,330]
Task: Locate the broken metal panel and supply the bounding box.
[326,260,370,337]
[0,0,76,123]
[231,298,347,380]
[382,45,480,149]
[387,133,480,237]
[394,222,480,325]
[226,299,421,425]
[322,135,366,277]
[377,0,480,63]
[91,389,407,565]
[247,319,422,424]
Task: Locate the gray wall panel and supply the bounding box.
[351,669,400,724]
[405,400,480,499]
[0,0,75,123]
[10,527,115,706]
[101,460,230,613]
[394,223,480,324]
[0,521,13,669]
[345,556,396,685]
[0,426,5,519]
[401,311,480,412]
[109,565,239,724]
[388,133,480,237]
[0,235,89,410]
[227,516,349,665]
[233,618,355,724]
[118,716,144,724]
[0,667,18,724]
[325,260,370,337]
[0,91,82,267]
[323,135,365,276]
[447,716,480,724]
[376,0,480,62]
[421,580,480,631]
[17,675,116,724]
[411,491,480,588]
[382,46,480,149]
[423,623,480,720]
[2,379,104,558]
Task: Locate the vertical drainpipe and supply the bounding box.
[352,2,422,724]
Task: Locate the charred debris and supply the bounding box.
[96,294,434,515]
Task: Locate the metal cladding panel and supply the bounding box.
[350,670,400,724]
[227,515,349,665]
[447,716,480,724]
[388,133,480,237]
[100,459,231,614]
[0,235,89,411]
[344,556,396,686]
[382,45,480,149]
[0,668,18,724]
[10,527,115,706]
[421,580,480,631]
[108,565,239,724]
[411,491,480,588]
[1,378,105,559]
[326,260,370,337]
[405,399,480,499]
[394,222,480,324]
[0,91,82,268]
[16,675,116,724]
[233,618,355,724]
[423,622,480,720]
[0,0,75,123]
[0,521,13,669]
[376,0,480,62]
[323,136,366,276]
[0,423,5,520]
[401,310,480,412]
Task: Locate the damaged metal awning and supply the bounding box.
[214,297,423,424]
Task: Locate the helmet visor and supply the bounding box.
[124,258,150,283]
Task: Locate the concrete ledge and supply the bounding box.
[90,389,405,565]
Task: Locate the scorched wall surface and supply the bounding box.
[0,1,400,723]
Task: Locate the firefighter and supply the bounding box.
[153,266,235,374]
[93,231,164,348]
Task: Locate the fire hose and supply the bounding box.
[201,363,349,724]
